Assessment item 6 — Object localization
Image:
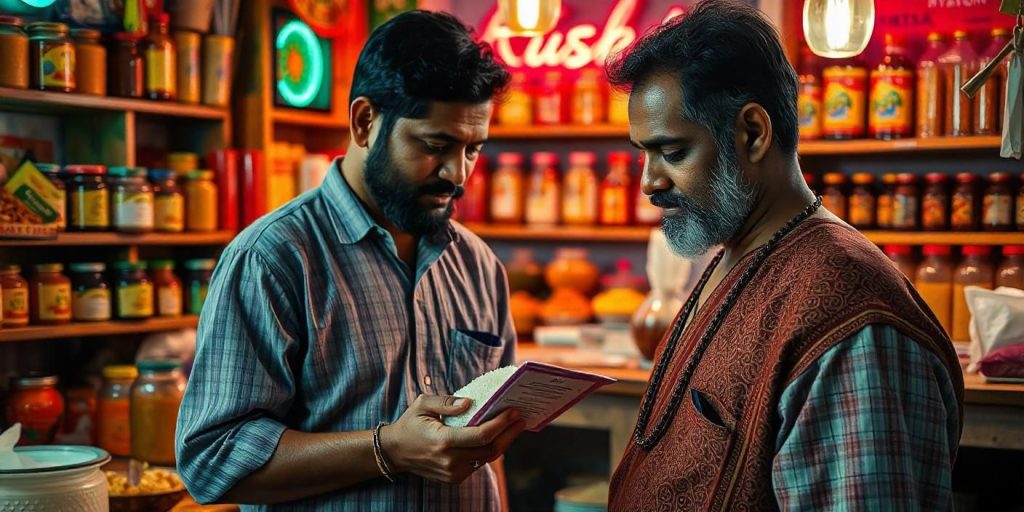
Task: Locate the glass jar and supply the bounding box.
[491,152,525,224]
[130,360,186,466]
[525,152,561,226]
[149,260,182,317]
[497,71,532,126]
[883,244,916,280]
[109,33,144,98]
[797,46,823,141]
[1,265,28,328]
[27,21,74,92]
[848,173,875,229]
[892,173,919,231]
[456,155,489,223]
[173,30,201,104]
[601,152,633,226]
[36,163,66,231]
[915,245,954,335]
[0,16,29,89]
[71,28,105,96]
[572,68,605,125]
[184,258,215,315]
[65,164,109,231]
[98,365,137,457]
[922,173,950,231]
[30,263,71,325]
[983,173,1014,231]
[562,152,598,225]
[997,245,1024,290]
[869,34,913,140]
[940,31,978,137]
[822,61,868,139]
[821,173,846,220]
[952,172,980,231]
[109,166,154,233]
[5,374,64,445]
[149,169,185,232]
[142,13,176,100]
[876,173,897,230]
[916,33,946,138]
[535,71,565,125]
[69,262,111,322]
[953,245,994,341]
[185,170,218,232]
[113,261,153,319]
[975,28,1011,136]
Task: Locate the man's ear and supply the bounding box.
[350,96,377,148]
[735,103,772,164]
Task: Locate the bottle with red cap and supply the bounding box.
[953,245,994,341]
[525,152,561,226]
[634,153,661,226]
[562,152,598,225]
[883,245,915,280]
[491,152,525,224]
[997,246,1024,290]
[601,152,633,226]
[456,155,489,224]
[915,245,954,335]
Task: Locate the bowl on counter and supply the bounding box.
[107,466,189,512]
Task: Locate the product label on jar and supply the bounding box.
[158,286,182,316]
[823,68,867,136]
[984,195,1012,227]
[98,399,131,456]
[117,282,153,318]
[893,195,919,229]
[601,188,629,224]
[73,288,111,321]
[146,47,176,94]
[189,282,208,315]
[497,93,532,126]
[114,191,154,229]
[41,43,75,88]
[952,193,975,229]
[798,84,822,139]
[536,94,562,125]
[72,189,109,228]
[848,195,875,227]
[2,288,28,325]
[870,69,912,134]
[491,172,521,221]
[155,195,185,232]
[38,283,71,321]
[526,179,559,224]
[563,173,597,223]
[922,196,948,229]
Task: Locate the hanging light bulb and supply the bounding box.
[803,0,875,58]
[498,0,561,35]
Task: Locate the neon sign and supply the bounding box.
[480,0,685,70]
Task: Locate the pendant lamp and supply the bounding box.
[803,0,875,58]
[498,0,561,35]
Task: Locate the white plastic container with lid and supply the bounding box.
[0,438,110,511]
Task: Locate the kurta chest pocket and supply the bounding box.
[446,329,506,392]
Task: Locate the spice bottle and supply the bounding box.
[876,173,897,230]
[27,22,74,92]
[822,60,868,139]
[821,173,847,219]
[142,13,176,100]
[65,164,109,231]
[149,169,185,232]
[916,245,954,335]
[997,245,1024,290]
[0,16,29,89]
[98,365,137,457]
[535,71,565,125]
[457,155,489,224]
[150,260,182,317]
[975,28,1011,136]
[572,68,605,125]
[109,33,144,98]
[525,152,561,226]
[797,46,823,141]
[848,173,875,229]
[109,166,155,233]
[939,31,978,137]
[869,34,913,140]
[562,152,598,225]
[893,173,919,231]
[983,172,1014,231]
[952,173,980,231]
[184,258,215,314]
[185,170,218,232]
[497,71,532,126]
[491,152,525,224]
[29,263,71,325]
[601,152,633,226]
[69,262,111,322]
[922,173,950,231]
[113,261,154,319]
[71,28,105,96]
[1,265,28,328]
[916,33,946,138]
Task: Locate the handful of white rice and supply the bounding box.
[443,365,519,428]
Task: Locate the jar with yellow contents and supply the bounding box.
[113,261,153,320]
[27,21,74,92]
[131,360,186,466]
[65,164,109,231]
[149,169,185,232]
[185,170,218,232]
[29,263,71,325]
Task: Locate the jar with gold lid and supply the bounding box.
[71,28,105,95]
[0,16,29,89]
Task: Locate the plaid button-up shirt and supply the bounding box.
[176,160,516,511]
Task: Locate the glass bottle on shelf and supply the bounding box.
[142,13,176,101]
[884,244,916,280]
[915,245,954,335]
[131,360,186,466]
[525,152,561,226]
[975,28,1011,136]
[876,173,897,230]
[601,152,633,226]
[562,152,598,225]
[952,245,993,341]
[572,68,605,125]
[893,173,920,231]
[497,71,532,126]
[952,172,980,231]
[922,173,950,231]
[869,34,913,140]
[821,173,846,219]
[535,71,565,125]
[982,172,1013,231]
[27,22,74,92]
[997,245,1024,290]
[1,265,28,328]
[797,46,823,141]
[98,365,136,457]
[457,154,489,224]
[916,32,946,138]
[109,33,144,98]
[847,172,875,229]
[491,152,525,224]
[29,263,71,326]
[939,30,978,137]
[822,59,868,139]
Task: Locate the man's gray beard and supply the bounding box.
[660,151,757,259]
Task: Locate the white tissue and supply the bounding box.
[965,286,1024,373]
[0,423,44,471]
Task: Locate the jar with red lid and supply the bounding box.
[65,164,109,231]
[491,152,525,224]
[525,152,560,226]
[109,32,144,98]
[30,263,71,325]
[997,245,1024,290]
[848,173,875,229]
[821,173,846,220]
[883,244,915,280]
[5,374,65,445]
[892,173,919,230]
[922,173,950,231]
[952,173,980,231]
[983,172,1014,231]
[535,71,565,125]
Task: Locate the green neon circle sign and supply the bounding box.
[276,19,324,108]
[19,0,57,7]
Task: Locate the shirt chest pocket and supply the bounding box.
[445,329,507,393]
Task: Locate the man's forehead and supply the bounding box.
[400,101,491,138]
[628,74,698,146]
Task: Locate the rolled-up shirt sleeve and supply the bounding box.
[175,246,302,504]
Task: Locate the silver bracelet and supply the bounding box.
[373,422,396,483]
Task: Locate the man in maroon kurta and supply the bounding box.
[605,1,964,510]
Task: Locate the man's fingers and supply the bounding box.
[413,394,472,416]
[443,408,520,447]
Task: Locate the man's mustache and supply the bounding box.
[649,190,687,209]
[420,180,465,200]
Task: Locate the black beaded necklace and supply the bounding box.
[633,196,823,450]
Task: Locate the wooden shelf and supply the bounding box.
[0,231,235,247]
[0,316,200,343]
[799,136,1002,155]
[0,87,228,120]
[488,124,630,139]
[271,108,348,129]
[862,231,1024,246]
